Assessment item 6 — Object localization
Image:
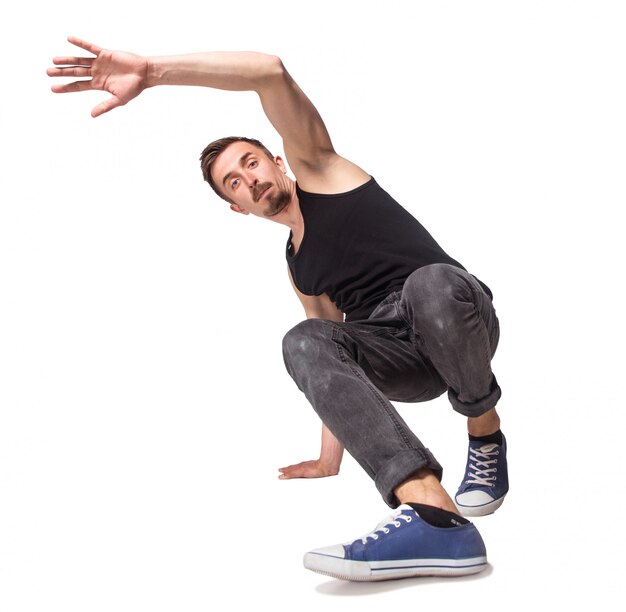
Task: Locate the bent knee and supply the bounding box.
[403,265,471,309]
[282,319,337,364]
[405,264,464,292]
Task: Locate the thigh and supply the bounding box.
[400,264,500,358]
[339,318,447,403]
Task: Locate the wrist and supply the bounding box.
[145,57,161,88]
[317,457,340,476]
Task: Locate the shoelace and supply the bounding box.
[360,509,413,544]
[465,443,500,487]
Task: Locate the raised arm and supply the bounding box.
[147,50,336,176]
[48,37,369,188]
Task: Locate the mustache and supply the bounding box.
[253,181,272,203]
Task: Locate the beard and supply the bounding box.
[264,189,291,217]
[253,181,291,217]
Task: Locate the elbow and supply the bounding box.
[254,53,287,88]
[263,54,286,77]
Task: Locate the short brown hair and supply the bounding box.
[199,136,275,202]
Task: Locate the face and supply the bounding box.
[210,141,294,220]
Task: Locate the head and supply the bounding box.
[200,136,293,219]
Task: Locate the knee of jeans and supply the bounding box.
[282,319,332,374]
[404,264,470,316]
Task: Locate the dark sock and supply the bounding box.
[406,503,469,528]
[469,429,503,446]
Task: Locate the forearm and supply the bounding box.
[146,51,283,92]
[319,423,344,473]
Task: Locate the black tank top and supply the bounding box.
[286,177,488,322]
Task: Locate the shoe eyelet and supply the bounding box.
[382,528,389,534]
[406,517,412,522]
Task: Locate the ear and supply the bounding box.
[274,155,288,174]
[230,203,250,215]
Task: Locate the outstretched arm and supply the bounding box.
[48,38,300,120]
[48,37,369,188]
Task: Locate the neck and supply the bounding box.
[287,197,305,254]
[269,180,303,235]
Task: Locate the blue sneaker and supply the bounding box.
[455,435,508,517]
[303,505,487,581]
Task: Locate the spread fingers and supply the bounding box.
[50,80,94,93]
[47,66,92,78]
[52,56,94,67]
[66,36,102,56]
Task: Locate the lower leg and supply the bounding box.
[467,407,501,437]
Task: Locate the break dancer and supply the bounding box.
[48,36,508,581]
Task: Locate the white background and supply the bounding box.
[1,1,625,610]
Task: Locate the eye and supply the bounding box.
[248,160,258,168]
[231,178,240,190]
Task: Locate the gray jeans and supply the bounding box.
[282,264,501,508]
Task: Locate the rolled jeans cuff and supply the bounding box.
[448,375,502,417]
[375,448,443,508]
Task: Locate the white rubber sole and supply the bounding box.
[455,494,506,518]
[303,552,488,582]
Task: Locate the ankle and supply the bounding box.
[467,407,501,437]
[394,469,458,514]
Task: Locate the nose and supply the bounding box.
[244,170,258,189]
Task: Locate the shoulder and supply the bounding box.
[296,175,378,205]
[288,152,372,195]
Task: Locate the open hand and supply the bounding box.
[278,459,339,480]
[47,36,149,118]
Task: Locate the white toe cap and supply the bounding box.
[455,490,494,507]
[306,544,346,559]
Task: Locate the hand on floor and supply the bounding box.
[278,459,339,479]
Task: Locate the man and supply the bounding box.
[48,36,508,582]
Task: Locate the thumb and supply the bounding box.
[91,95,124,118]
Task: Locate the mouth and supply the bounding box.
[253,182,272,203]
